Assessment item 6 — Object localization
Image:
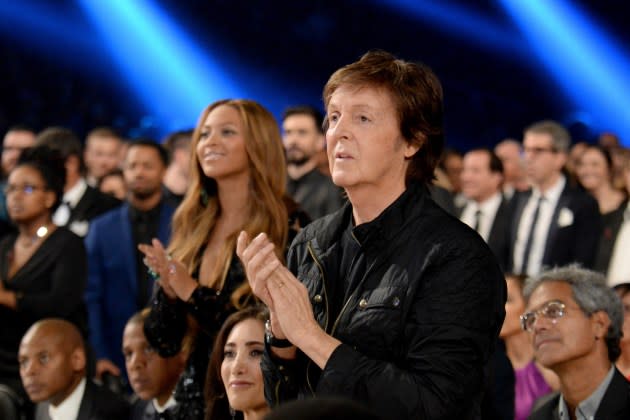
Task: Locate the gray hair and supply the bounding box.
[523,265,623,362]
[524,120,571,154]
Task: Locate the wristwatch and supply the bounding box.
[265,319,293,348]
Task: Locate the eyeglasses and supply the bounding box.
[520,300,584,332]
[524,146,557,155]
[4,184,46,195]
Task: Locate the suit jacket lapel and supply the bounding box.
[595,369,630,418]
[76,380,94,420]
[67,187,93,225]
[119,204,138,296]
[543,186,570,265]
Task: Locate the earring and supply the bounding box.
[200,187,209,206]
[229,405,236,420]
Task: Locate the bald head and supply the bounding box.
[19,319,86,405]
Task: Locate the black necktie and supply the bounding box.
[520,196,544,274]
[473,209,482,233]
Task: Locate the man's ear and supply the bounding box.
[71,348,87,372]
[315,133,326,153]
[591,310,611,340]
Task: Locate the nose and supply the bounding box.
[231,353,247,376]
[128,352,146,370]
[21,360,37,377]
[327,115,350,142]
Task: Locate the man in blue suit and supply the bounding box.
[85,140,176,381]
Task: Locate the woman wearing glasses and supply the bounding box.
[500,274,558,420]
[0,145,88,405]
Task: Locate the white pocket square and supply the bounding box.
[557,208,574,227]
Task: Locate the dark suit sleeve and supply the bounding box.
[572,193,602,269]
[84,221,109,360]
[16,233,87,319]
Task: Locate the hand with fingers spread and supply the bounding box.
[138,238,198,301]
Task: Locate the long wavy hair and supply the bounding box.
[205,306,268,420]
[168,99,288,307]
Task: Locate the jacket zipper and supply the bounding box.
[305,242,329,395]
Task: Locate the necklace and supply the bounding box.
[17,225,51,249]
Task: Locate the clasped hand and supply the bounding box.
[236,231,317,346]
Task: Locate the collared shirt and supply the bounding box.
[152,395,177,413]
[607,202,630,287]
[460,192,502,242]
[513,175,566,276]
[557,365,615,420]
[48,377,86,420]
[53,178,88,226]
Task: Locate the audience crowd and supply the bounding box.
[0,49,629,419]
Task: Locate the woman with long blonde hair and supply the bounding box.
[140,99,305,419]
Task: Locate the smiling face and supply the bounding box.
[325,85,419,196]
[220,318,267,416]
[576,147,611,192]
[525,281,602,370]
[196,104,250,185]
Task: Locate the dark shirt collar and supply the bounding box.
[128,200,163,223]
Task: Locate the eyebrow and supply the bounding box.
[224,341,264,347]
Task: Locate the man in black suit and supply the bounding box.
[509,120,601,276]
[35,127,121,237]
[18,319,129,420]
[459,148,512,270]
[522,266,630,419]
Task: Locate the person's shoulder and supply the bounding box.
[89,202,128,227]
[84,379,130,418]
[84,185,122,209]
[527,391,559,420]
[291,204,347,248]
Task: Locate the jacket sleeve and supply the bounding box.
[144,285,229,357]
[84,224,109,360]
[571,194,602,269]
[316,248,505,419]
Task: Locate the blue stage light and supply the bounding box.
[77,0,243,135]
[499,0,630,145]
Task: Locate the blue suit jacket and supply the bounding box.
[85,201,175,371]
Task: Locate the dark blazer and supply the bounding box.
[487,196,513,271]
[64,185,121,237]
[84,201,175,372]
[594,200,628,274]
[508,185,602,273]
[528,368,630,419]
[35,379,129,420]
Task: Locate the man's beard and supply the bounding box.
[131,187,159,201]
[286,147,311,167]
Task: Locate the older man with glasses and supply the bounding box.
[522,265,630,420]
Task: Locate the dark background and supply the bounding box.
[1,0,628,151]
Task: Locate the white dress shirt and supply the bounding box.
[513,176,566,276]
[53,178,87,226]
[48,378,86,420]
[460,192,502,242]
[152,395,177,413]
[607,202,630,287]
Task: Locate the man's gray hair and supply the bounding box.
[523,265,623,362]
[524,120,571,154]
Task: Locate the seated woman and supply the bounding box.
[0,146,88,401]
[205,306,269,420]
[500,274,558,420]
[576,145,628,274]
[613,283,630,379]
[140,99,305,419]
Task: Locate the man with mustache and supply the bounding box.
[283,106,344,221]
[522,266,630,419]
